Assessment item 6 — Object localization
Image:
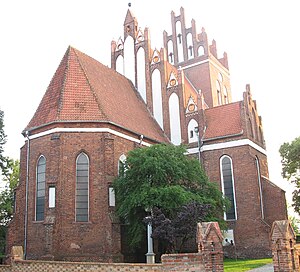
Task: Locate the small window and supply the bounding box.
[187,119,198,143]
[216,80,222,105]
[118,154,127,176]
[198,46,204,56]
[49,186,56,208]
[190,130,194,139]
[109,187,115,207]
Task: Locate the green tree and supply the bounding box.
[280,137,300,215]
[0,158,20,225]
[113,144,226,252]
[0,109,7,175]
[0,158,19,259]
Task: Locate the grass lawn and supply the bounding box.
[224,258,273,271]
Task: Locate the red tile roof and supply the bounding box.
[203,102,243,140]
[26,46,168,143]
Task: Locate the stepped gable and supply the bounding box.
[203,102,243,140]
[25,46,168,143]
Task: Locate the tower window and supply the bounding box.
[169,52,173,63]
[177,33,182,44]
[220,156,237,220]
[76,152,89,222]
[216,80,222,106]
[224,86,229,104]
[36,156,46,221]
[190,130,194,138]
[198,46,204,56]
[188,45,193,56]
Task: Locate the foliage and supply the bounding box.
[0,158,20,225]
[223,258,272,272]
[150,202,210,253]
[113,144,227,252]
[289,215,300,234]
[0,158,19,259]
[0,109,7,175]
[279,137,300,214]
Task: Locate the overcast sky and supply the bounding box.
[1,0,299,211]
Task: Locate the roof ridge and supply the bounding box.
[72,48,108,120]
[57,46,71,120]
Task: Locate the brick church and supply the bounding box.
[7,7,287,261]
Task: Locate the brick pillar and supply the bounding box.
[42,215,55,260]
[271,220,299,272]
[197,222,224,272]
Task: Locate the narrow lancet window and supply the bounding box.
[36,156,46,221]
[76,153,89,222]
[220,156,237,220]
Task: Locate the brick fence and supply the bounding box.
[271,220,300,272]
[1,222,224,272]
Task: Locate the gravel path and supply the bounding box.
[247,263,274,272]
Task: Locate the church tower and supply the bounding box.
[163,7,231,108]
[111,6,288,258]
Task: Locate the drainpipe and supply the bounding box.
[24,131,30,259]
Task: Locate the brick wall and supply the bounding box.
[202,145,274,258]
[0,266,10,272]
[6,130,142,261]
[271,220,300,272]
[3,222,224,272]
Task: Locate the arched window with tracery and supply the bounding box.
[220,155,237,220]
[76,152,89,222]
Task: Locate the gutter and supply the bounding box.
[24,131,30,259]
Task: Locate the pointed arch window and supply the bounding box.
[76,152,89,222]
[255,157,264,219]
[187,33,194,59]
[188,119,198,143]
[224,86,229,104]
[216,80,222,106]
[198,46,204,56]
[36,156,46,221]
[220,156,237,220]
[252,109,258,140]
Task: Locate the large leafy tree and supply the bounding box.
[113,144,226,253]
[0,108,20,258]
[0,109,7,175]
[280,136,300,214]
[0,158,20,225]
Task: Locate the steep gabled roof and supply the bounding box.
[203,102,243,140]
[26,46,168,143]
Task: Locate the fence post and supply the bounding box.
[271,220,299,272]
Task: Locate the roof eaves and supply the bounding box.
[203,130,244,142]
[22,120,167,144]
